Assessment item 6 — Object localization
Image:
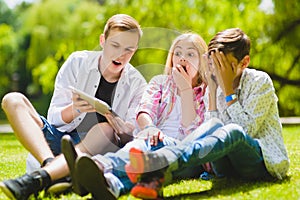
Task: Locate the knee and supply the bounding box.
[224,124,247,141]
[1,92,26,111]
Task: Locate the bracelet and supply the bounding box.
[225,94,237,103]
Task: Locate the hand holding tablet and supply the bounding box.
[69,86,117,116]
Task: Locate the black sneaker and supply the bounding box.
[61,135,88,196]
[75,155,117,200]
[0,170,50,200]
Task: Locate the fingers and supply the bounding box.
[72,94,95,113]
[172,66,192,91]
[158,131,164,141]
[150,131,164,146]
[211,50,233,72]
[105,114,119,132]
[106,114,134,134]
[176,64,189,74]
[106,114,122,133]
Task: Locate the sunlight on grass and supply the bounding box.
[0,126,299,199]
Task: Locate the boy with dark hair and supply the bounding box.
[125,28,290,199]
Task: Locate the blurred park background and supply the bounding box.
[0,0,299,120]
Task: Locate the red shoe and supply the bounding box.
[125,147,169,184]
[125,148,145,183]
[130,177,164,200]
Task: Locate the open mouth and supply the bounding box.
[177,64,187,72]
[112,60,122,66]
[181,65,187,72]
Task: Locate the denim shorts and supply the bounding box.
[40,116,81,156]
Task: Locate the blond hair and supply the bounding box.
[164,33,207,85]
[103,14,143,40]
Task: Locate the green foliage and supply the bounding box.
[0,0,299,117]
[0,126,299,199]
[0,24,18,96]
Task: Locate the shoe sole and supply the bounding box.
[131,185,158,199]
[75,156,116,200]
[0,182,16,200]
[61,135,88,196]
[46,182,72,195]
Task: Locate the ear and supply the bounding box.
[241,55,250,69]
[99,34,105,48]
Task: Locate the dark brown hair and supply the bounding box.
[208,28,250,62]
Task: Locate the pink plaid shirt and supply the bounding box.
[137,75,206,139]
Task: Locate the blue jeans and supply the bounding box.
[94,134,179,194]
[158,118,271,180]
[40,116,81,156]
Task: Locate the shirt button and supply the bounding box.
[79,118,81,120]
[94,85,97,88]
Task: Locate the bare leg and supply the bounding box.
[44,122,119,181]
[1,92,54,164]
[79,122,120,155]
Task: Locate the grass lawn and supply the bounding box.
[0,125,299,199]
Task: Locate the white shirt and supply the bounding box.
[47,50,147,134]
[157,94,182,139]
[204,68,289,179]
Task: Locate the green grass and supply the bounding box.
[0,126,299,200]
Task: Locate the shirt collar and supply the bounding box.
[236,68,249,94]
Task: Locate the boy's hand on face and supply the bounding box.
[211,50,236,96]
[202,54,217,94]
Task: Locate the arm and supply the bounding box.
[226,73,276,137]
[47,52,80,127]
[135,76,166,145]
[137,112,155,130]
[136,112,164,146]
[172,66,197,127]
[105,67,147,143]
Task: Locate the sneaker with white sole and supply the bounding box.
[0,170,51,200]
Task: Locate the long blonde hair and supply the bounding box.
[164,33,207,86]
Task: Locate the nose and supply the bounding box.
[180,56,186,62]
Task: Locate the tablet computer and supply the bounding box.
[69,86,118,117]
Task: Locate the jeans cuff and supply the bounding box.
[92,154,113,173]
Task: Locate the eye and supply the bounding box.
[125,48,135,53]
[188,52,195,57]
[174,51,182,57]
[111,43,120,48]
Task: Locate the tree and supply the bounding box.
[0,0,299,118]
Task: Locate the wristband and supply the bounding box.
[225,94,237,103]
